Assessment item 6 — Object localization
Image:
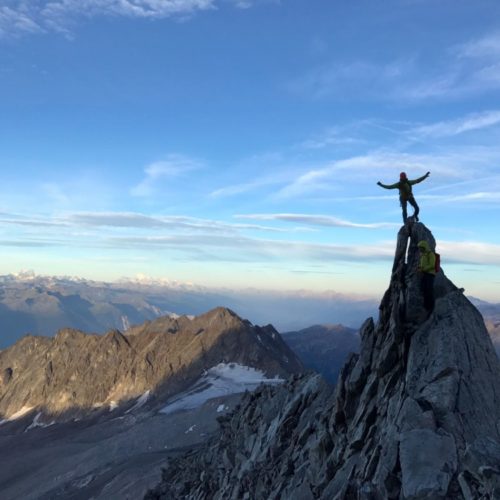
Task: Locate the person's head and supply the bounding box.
[400,171,407,180]
[418,240,431,253]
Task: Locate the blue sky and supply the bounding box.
[1,0,500,301]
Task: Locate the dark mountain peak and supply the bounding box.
[147,222,500,500]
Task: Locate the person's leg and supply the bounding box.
[400,198,408,222]
[428,274,435,312]
[409,197,420,220]
[421,273,435,313]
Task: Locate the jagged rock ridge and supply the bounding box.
[0,307,303,421]
[147,222,500,500]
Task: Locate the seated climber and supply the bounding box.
[417,240,436,316]
[377,171,430,223]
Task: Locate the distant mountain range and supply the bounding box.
[282,324,359,384]
[470,296,500,355]
[0,272,378,348]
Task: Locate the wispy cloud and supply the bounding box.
[455,32,500,60]
[104,233,500,266]
[273,152,446,199]
[0,5,44,38]
[439,241,500,266]
[289,31,500,103]
[131,155,202,197]
[66,211,296,234]
[299,126,365,150]
[106,233,397,263]
[1,0,251,38]
[210,179,273,198]
[236,213,398,229]
[2,209,500,267]
[409,110,500,138]
[288,59,414,101]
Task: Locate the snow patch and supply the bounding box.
[25,412,55,431]
[126,390,150,413]
[217,404,227,413]
[121,315,131,331]
[185,425,196,434]
[161,363,284,416]
[109,401,118,412]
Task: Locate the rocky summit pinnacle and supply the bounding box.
[147,222,500,500]
[0,306,303,421]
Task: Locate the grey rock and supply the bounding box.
[146,222,500,500]
[399,429,457,499]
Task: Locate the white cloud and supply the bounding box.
[455,32,500,60]
[410,110,500,138]
[104,232,500,267]
[3,208,500,267]
[0,6,44,37]
[0,0,216,38]
[236,213,398,229]
[290,31,500,103]
[273,152,444,200]
[439,241,500,266]
[210,180,269,198]
[131,154,202,197]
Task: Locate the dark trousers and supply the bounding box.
[400,196,419,222]
[421,272,435,313]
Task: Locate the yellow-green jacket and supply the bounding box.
[418,240,436,275]
[378,174,428,201]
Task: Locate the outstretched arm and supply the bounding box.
[409,171,430,185]
[377,181,400,189]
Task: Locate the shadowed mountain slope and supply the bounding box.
[147,222,500,500]
[0,307,303,422]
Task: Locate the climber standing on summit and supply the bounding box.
[377,171,430,223]
[417,240,436,316]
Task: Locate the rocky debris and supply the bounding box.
[146,222,500,500]
[0,307,303,421]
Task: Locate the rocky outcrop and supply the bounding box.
[0,307,303,421]
[147,222,500,500]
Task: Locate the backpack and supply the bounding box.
[434,252,441,273]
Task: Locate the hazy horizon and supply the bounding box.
[1,1,500,302]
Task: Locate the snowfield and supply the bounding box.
[161,363,284,415]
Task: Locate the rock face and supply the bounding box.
[147,222,500,500]
[0,307,303,421]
